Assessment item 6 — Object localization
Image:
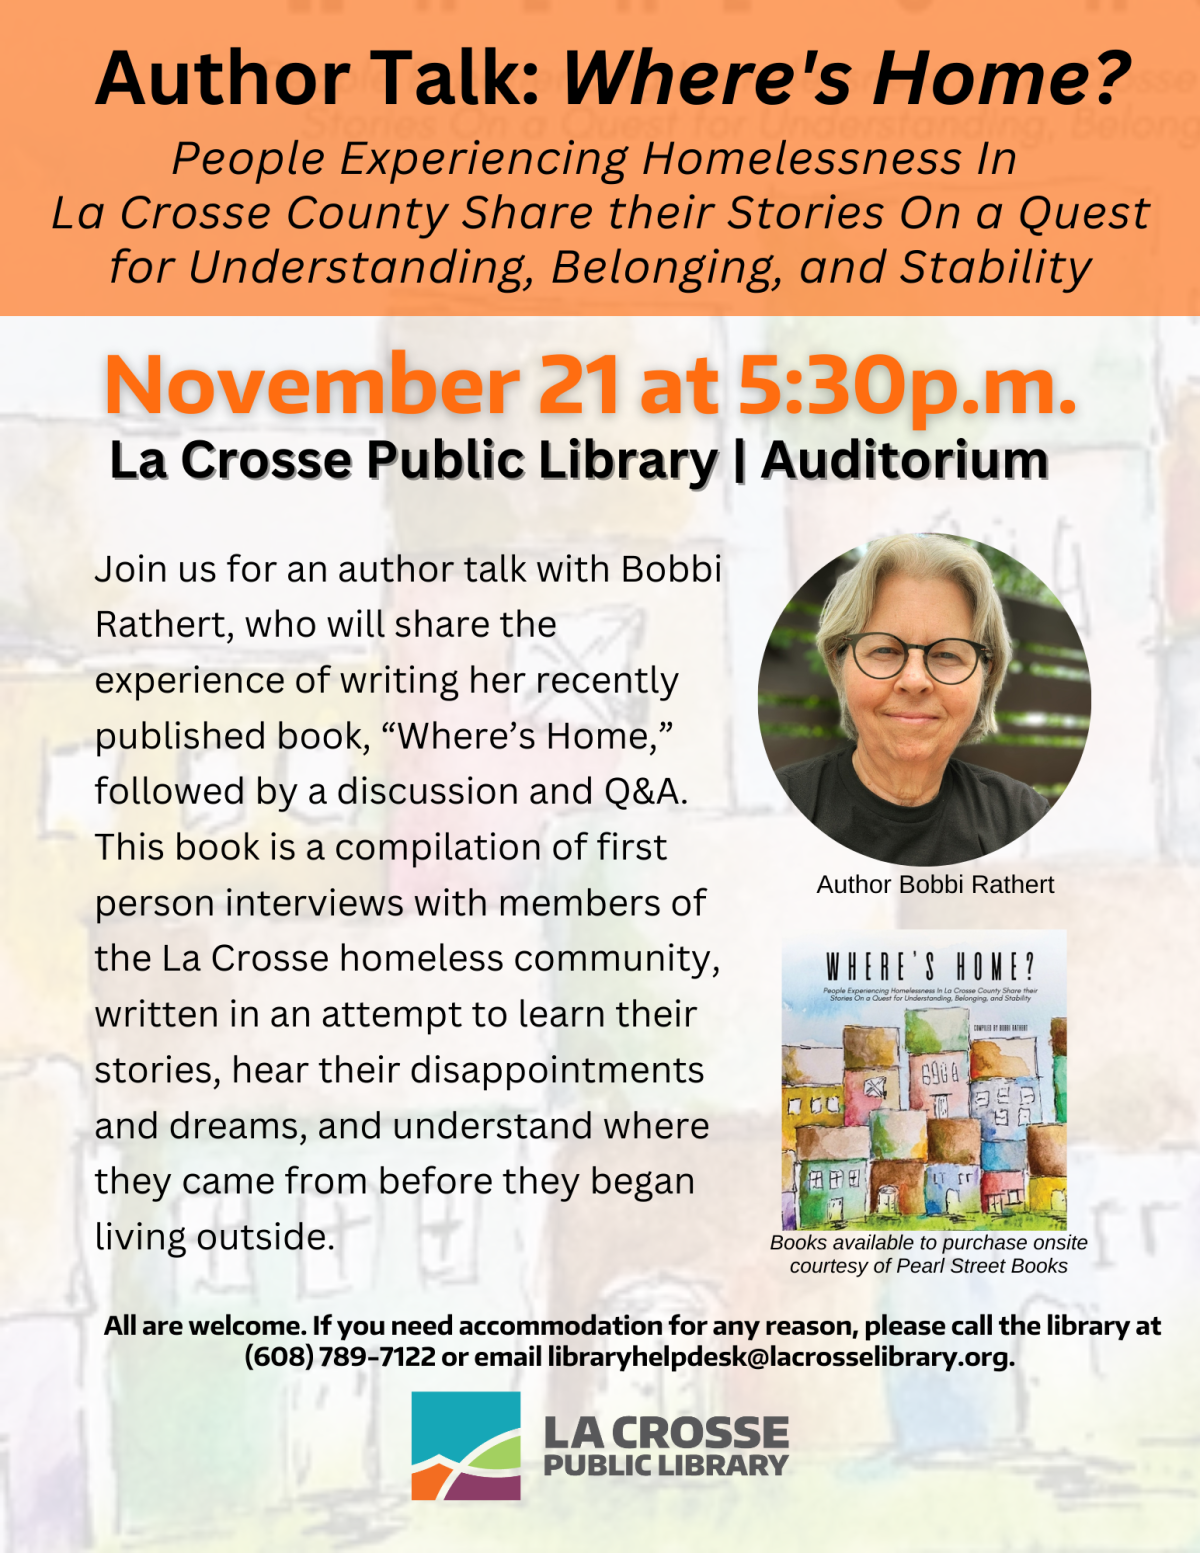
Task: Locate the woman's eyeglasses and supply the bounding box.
[846,633,990,685]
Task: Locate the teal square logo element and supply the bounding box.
[412,1392,521,1501]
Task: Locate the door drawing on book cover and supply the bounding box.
[781,936,1067,1230]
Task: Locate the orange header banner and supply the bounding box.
[5,0,1198,314]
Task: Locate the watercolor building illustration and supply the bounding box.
[781,1012,1067,1227]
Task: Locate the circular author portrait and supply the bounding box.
[760,534,1089,866]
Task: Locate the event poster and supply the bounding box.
[2,3,1198,1550]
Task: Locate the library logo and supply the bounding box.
[411,1391,521,1501]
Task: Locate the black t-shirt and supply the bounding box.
[775,746,1050,866]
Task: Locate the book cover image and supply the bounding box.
[782,931,1067,1231]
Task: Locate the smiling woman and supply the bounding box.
[768,534,1065,865]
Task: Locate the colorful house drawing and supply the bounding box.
[842,1025,901,1128]
[905,1006,971,1056]
[869,1110,928,1215]
[782,1085,844,1138]
[844,1026,901,1069]
[906,1005,970,1119]
[924,1118,982,1215]
[1051,1017,1068,1123]
[870,1108,928,1162]
[782,1150,797,1229]
[794,1126,871,1227]
[1028,1178,1068,1214]
[780,1011,1065,1227]
[981,1136,1029,1212]
[1026,1122,1067,1214]
[981,1137,1028,1175]
[869,1160,927,1217]
[784,1045,844,1089]
[781,1045,845,1142]
[1026,1123,1066,1177]
[909,1051,970,1120]
[969,1037,1041,1141]
[981,1170,1026,1213]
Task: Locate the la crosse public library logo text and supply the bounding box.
[545,1415,790,1477]
[410,1398,788,1495]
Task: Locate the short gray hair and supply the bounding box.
[815,534,1012,743]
